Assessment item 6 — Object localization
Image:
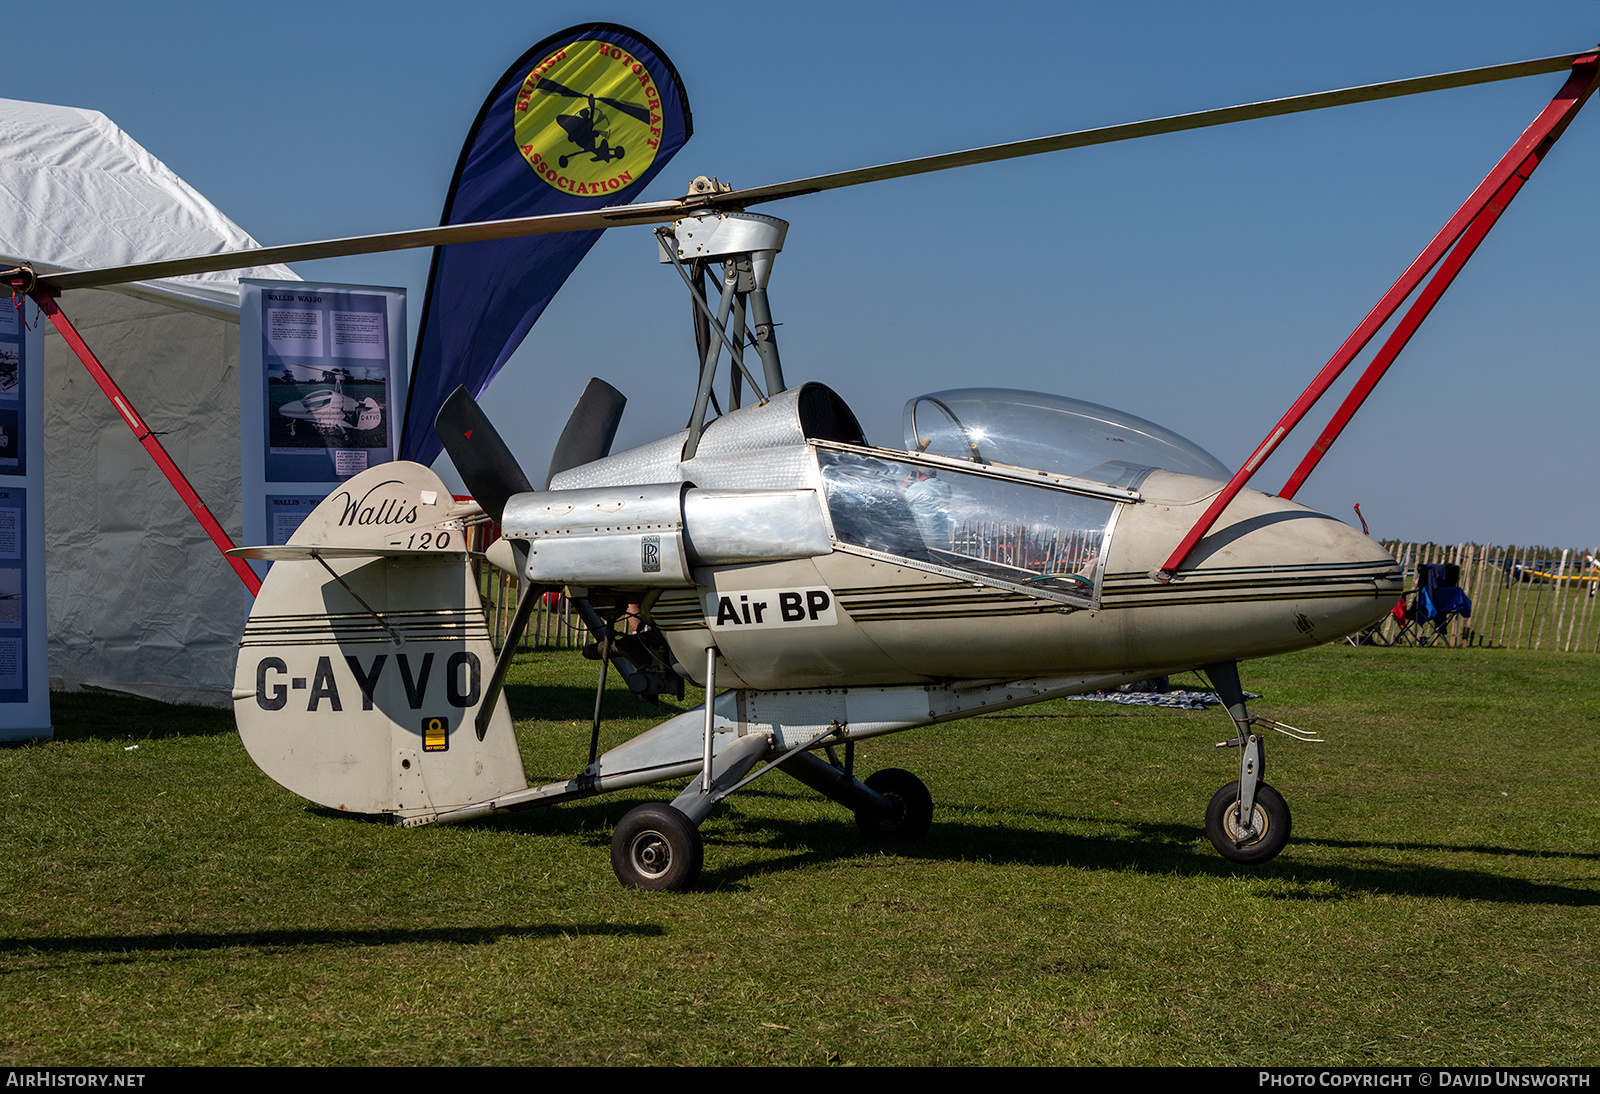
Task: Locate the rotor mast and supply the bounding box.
[656,179,789,459]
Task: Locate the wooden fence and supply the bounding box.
[476,565,643,653]
[478,568,586,652]
[1367,541,1600,651]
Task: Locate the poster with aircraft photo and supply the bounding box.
[240,279,406,552]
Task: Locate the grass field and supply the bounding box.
[2,645,1596,1066]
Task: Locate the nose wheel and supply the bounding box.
[1205,779,1291,864]
[1201,661,1306,866]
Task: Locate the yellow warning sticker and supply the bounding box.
[422,716,449,752]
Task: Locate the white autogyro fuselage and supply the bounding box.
[230,382,1401,884]
[501,384,1402,691]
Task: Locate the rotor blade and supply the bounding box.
[434,385,535,525]
[529,77,654,125]
[596,96,654,125]
[32,51,1583,292]
[37,200,689,292]
[704,51,1585,207]
[532,76,589,99]
[545,378,627,488]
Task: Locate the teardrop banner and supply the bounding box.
[401,24,692,467]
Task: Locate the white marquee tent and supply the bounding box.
[0,97,298,706]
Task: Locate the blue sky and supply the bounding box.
[16,1,1600,546]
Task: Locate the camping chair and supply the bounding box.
[1393,562,1472,646]
[1346,597,1403,646]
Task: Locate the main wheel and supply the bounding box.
[611,803,703,891]
[856,768,933,841]
[1205,780,1291,865]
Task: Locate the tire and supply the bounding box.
[856,768,933,841]
[1205,780,1291,865]
[610,803,703,891]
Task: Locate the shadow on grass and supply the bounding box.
[42,692,236,743]
[653,810,1600,906]
[0,922,663,966]
[502,681,697,725]
[1297,834,1600,861]
[446,786,1600,906]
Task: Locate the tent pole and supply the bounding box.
[25,287,261,596]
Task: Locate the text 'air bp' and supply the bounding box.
[707,586,838,630]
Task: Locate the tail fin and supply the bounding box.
[231,463,526,818]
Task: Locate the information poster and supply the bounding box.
[263,494,328,546]
[0,302,24,475]
[241,280,406,559]
[0,490,26,701]
[0,299,49,739]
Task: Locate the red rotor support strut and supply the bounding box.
[28,289,262,596]
[1156,54,1600,581]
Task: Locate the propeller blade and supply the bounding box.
[545,378,627,488]
[475,584,546,741]
[30,51,1581,292]
[434,385,534,525]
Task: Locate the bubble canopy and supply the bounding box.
[902,388,1230,488]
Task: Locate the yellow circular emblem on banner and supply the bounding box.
[513,39,664,197]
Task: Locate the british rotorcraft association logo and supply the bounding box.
[513,39,663,197]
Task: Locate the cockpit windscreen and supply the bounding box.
[817,448,1117,604]
[903,389,1228,488]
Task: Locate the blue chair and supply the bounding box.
[1395,563,1472,646]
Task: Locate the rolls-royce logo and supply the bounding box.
[641,535,661,573]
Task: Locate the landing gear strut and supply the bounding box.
[779,748,934,843]
[1201,662,1293,865]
